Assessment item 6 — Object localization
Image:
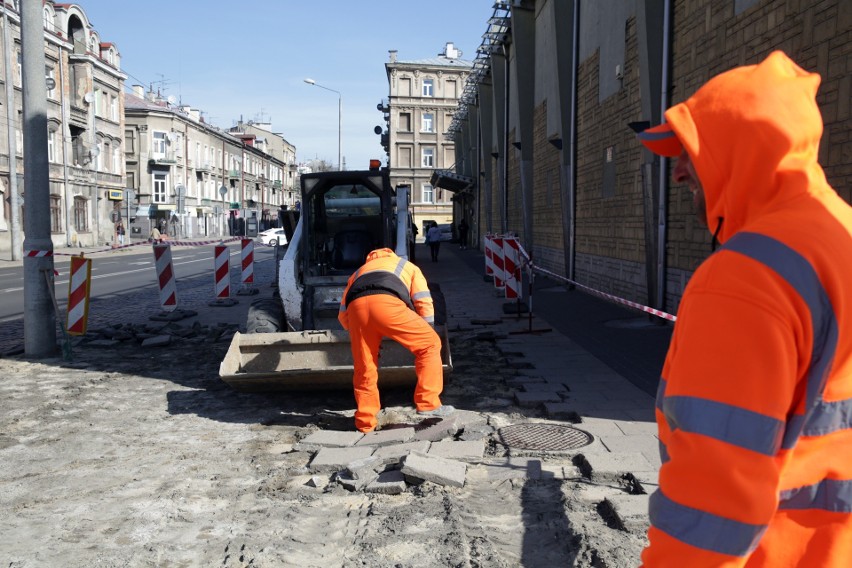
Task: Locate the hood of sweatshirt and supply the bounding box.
[664,51,830,243]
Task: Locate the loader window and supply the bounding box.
[323,184,380,217]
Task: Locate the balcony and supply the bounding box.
[195,162,212,173]
[273,180,282,189]
[149,151,177,166]
[228,169,240,178]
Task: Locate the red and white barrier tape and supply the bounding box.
[24,237,244,258]
[512,240,677,323]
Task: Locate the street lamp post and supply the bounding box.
[303,78,342,171]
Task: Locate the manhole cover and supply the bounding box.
[497,423,593,452]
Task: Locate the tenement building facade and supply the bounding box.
[446,0,850,314]
[384,43,472,236]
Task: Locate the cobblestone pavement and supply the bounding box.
[0,245,276,356]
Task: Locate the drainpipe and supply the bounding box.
[502,44,509,235]
[656,0,672,312]
[58,43,72,247]
[3,5,21,259]
[567,0,579,281]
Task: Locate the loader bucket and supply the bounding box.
[219,327,453,391]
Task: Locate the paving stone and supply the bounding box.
[86,339,120,347]
[336,469,379,492]
[481,457,543,481]
[299,430,364,448]
[615,421,659,437]
[514,391,563,407]
[453,410,489,430]
[355,427,415,447]
[458,423,495,441]
[400,451,467,488]
[308,446,375,473]
[372,441,431,464]
[543,403,582,422]
[576,451,656,482]
[506,376,546,388]
[522,382,569,394]
[601,493,652,532]
[427,440,485,461]
[598,435,662,467]
[414,415,461,442]
[365,470,407,495]
[344,455,382,479]
[140,335,171,347]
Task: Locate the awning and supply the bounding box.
[430,169,473,193]
[158,204,176,211]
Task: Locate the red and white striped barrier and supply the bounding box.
[503,237,522,299]
[491,236,505,289]
[240,238,254,287]
[214,245,231,299]
[24,249,53,258]
[484,234,495,276]
[152,243,178,312]
[66,255,92,335]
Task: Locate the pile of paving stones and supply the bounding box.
[295,410,492,494]
[77,317,240,348]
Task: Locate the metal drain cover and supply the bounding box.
[497,423,594,452]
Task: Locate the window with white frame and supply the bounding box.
[153,172,167,204]
[422,79,434,97]
[47,130,56,162]
[43,7,52,30]
[103,141,110,172]
[421,147,434,168]
[15,128,23,155]
[95,139,103,171]
[113,146,121,173]
[421,112,434,133]
[15,50,21,87]
[152,131,167,156]
[422,183,434,204]
[93,89,101,116]
[110,95,118,121]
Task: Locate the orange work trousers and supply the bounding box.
[347,294,443,432]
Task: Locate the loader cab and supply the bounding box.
[298,169,394,329]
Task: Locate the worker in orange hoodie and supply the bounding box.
[339,248,454,432]
[637,51,852,566]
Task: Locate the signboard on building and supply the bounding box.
[107,190,123,201]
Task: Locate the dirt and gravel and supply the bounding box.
[0,328,648,567]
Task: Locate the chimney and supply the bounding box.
[441,42,461,60]
[388,50,397,63]
[132,84,144,98]
[188,109,201,122]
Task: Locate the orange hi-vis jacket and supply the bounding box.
[338,248,434,330]
[641,52,852,566]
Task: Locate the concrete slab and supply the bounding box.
[414,415,461,442]
[481,457,543,481]
[598,435,662,467]
[300,430,364,448]
[453,410,489,430]
[458,423,495,441]
[372,441,431,465]
[427,440,485,461]
[336,469,379,492]
[521,383,569,394]
[543,403,582,422]
[365,470,408,495]
[355,427,415,447]
[615,421,659,437]
[514,391,563,407]
[577,451,656,482]
[601,493,652,532]
[400,452,467,488]
[308,446,375,473]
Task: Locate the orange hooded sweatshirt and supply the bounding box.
[641,52,852,566]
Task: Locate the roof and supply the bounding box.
[391,57,473,68]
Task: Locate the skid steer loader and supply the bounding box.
[219,165,452,391]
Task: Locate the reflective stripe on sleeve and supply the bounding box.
[780,478,852,513]
[394,258,407,276]
[650,490,767,557]
[723,232,839,448]
[662,396,784,456]
[423,315,435,323]
[413,290,432,300]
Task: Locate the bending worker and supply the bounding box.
[637,51,852,566]
[338,247,453,432]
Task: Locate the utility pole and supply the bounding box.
[3,4,22,260]
[21,0,57,356]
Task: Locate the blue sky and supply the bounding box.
[75,0,492,169]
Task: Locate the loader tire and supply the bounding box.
[246,298,285,334]
[429,283,447,326]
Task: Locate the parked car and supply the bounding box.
[257,228,288,246]
[436,223,453,242]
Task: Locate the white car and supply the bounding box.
[257,228,288,246]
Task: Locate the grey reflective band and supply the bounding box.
[656,377,667,410]
[424,315,435,323]
[650,490,767,557]
[722,232,840,448]
[638,129,677,141]
[659,439,670,464]
[339,304,346,313]
[780,478,852,513]
[662,396,784,456]
[394,258,407,276]
[412,290,432,301]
